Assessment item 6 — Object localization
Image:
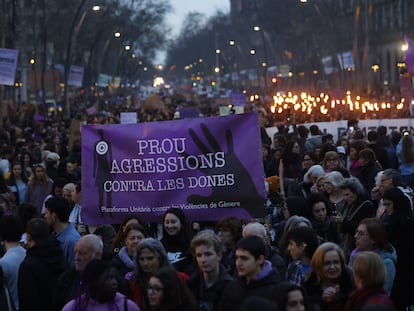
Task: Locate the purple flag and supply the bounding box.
[81,112,266,225]
[404,35,414,75]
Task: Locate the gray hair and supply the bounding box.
[79,234,104,255]
[382,169,403,186]
[63,182,76,192]
[324,171,345,189]
[242,222,267,239]
[304,165,325,183]
[133,238,171,282]
[339,177,366,196]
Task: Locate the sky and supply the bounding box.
[156,0,230,64]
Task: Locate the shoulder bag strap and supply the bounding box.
[348,200,371,220]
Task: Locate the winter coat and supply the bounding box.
[343,286,395,311]
[356,162,381,194]
[218,261,281,311]
[52,268,82,311]
[187,265,233,311]
[112,246,135,278]
[18,240,66,311]
[340,198,376,257]
[304,266,354,311]
[160,234,194,274]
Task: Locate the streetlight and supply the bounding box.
[253,26,261,32]
[229,40,235,46]
[63,2,102,119]
[250,49,256,55]
[114,32,121,38]
[371,64,380,73]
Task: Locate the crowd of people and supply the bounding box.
[0,95,414,311]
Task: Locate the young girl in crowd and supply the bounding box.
[273,282,311,311]
[7,162,28,206]
[62,260,139,311]
[147,266,197,311]
[160,208,194,274]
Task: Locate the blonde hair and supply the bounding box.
[310,242,346,283]
[353,251,386,288]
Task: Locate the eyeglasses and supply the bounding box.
[147,286,163,293]
[355,230,367,237]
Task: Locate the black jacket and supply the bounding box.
[187,265,233,311]
[18,240,66,311]
[304,267,354,311]
[219,264,281,311]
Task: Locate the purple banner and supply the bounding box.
[404,35,414,75]
[81,112,266,225]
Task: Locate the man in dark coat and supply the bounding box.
[218,235,282,311]
[18,218,67,311]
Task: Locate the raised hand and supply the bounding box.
[184,123,265,218]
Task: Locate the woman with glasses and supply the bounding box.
[147,266,197,311]
[322,151,349,178]
[303,242,354,311]
[348,218,396,295]
[299,151,319,182]
[129,238,189,310]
